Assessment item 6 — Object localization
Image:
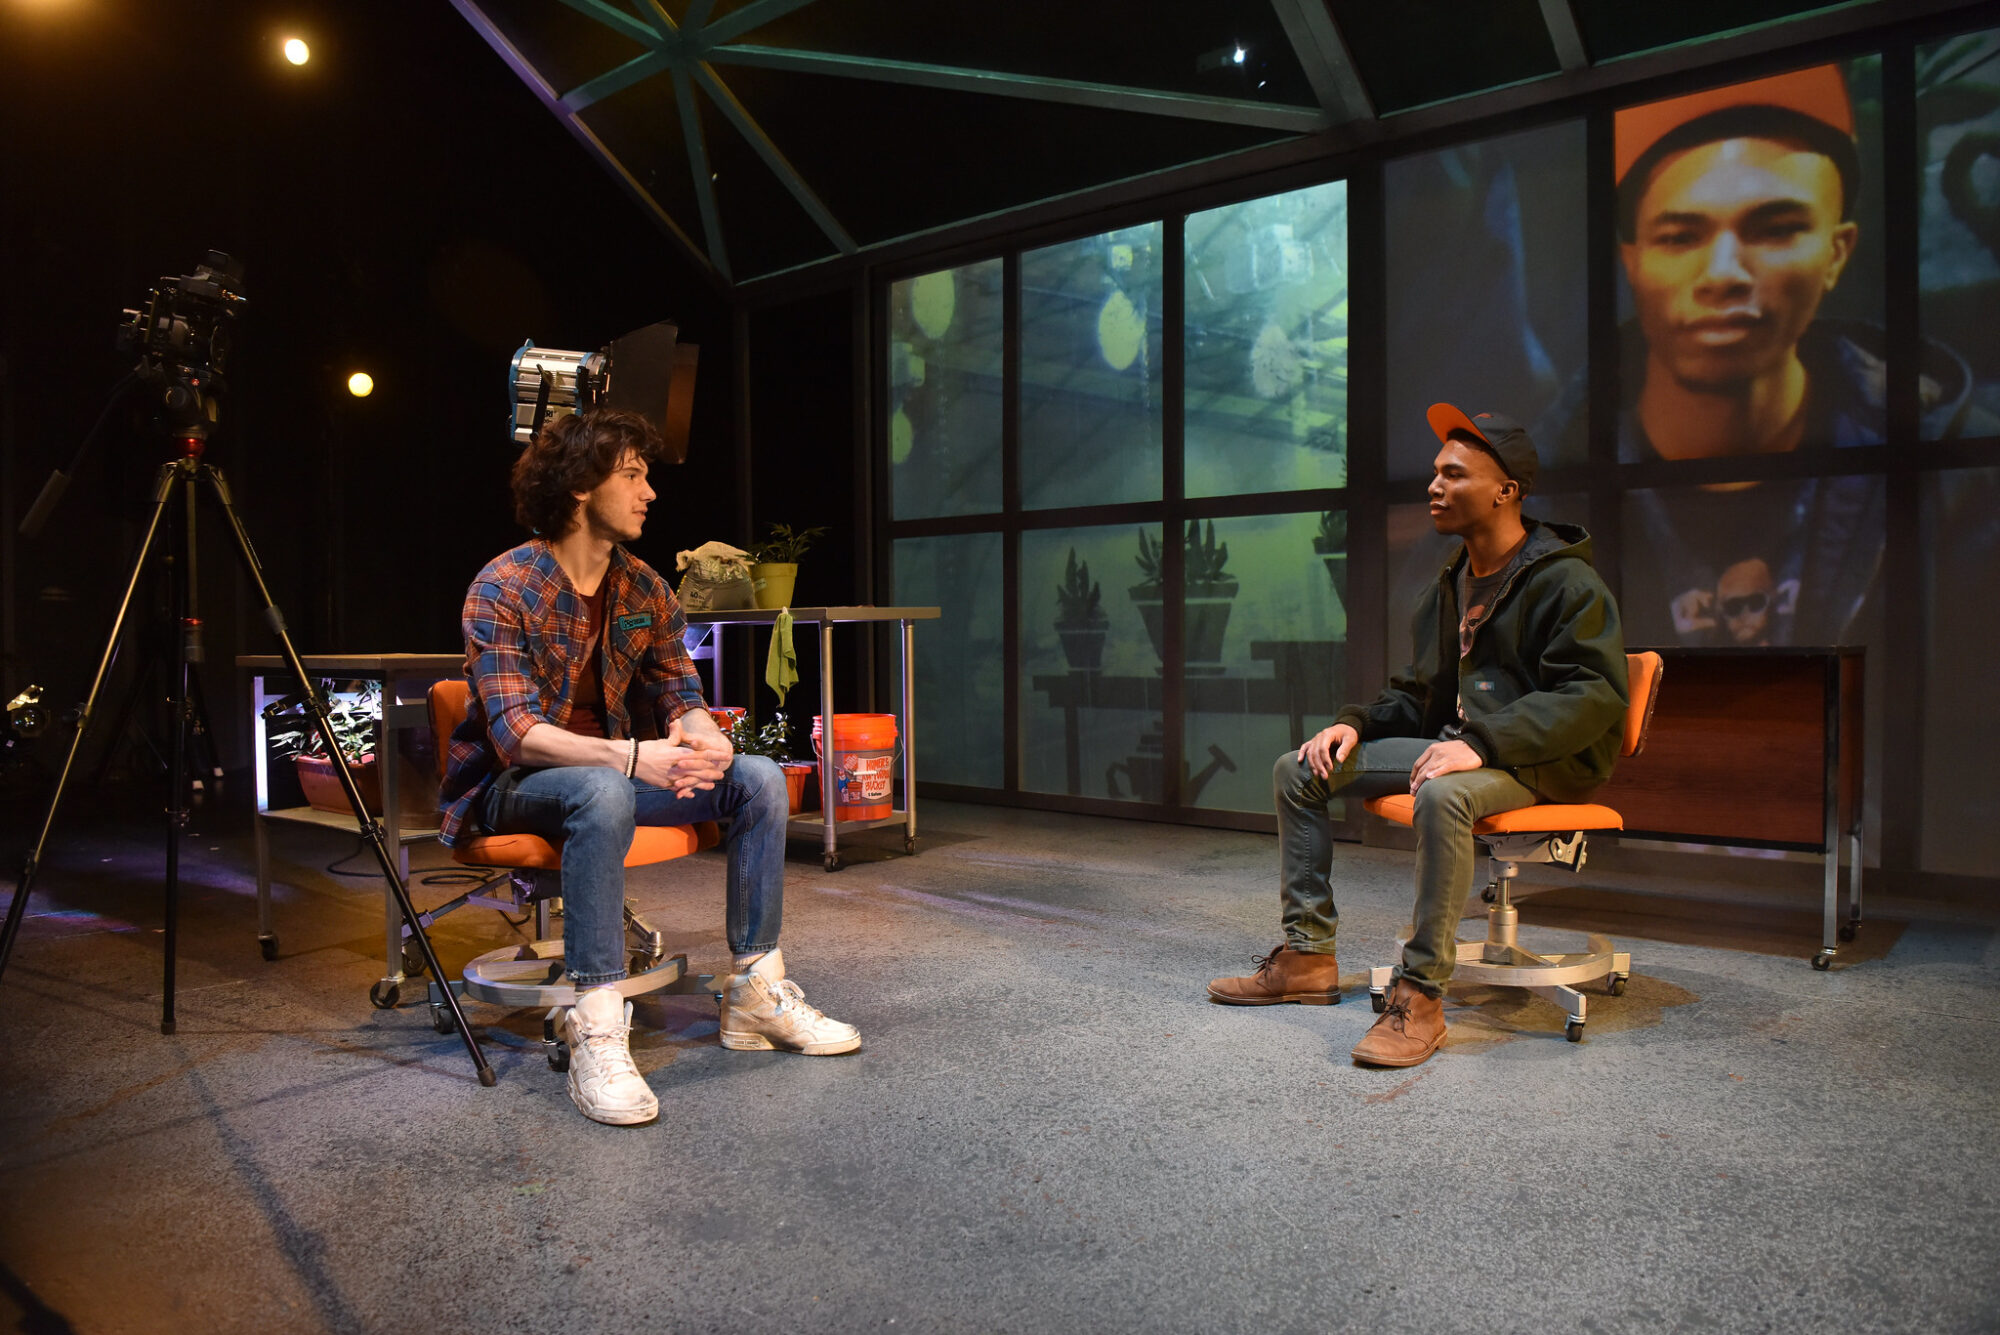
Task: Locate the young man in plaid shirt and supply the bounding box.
[442,407,858,1126]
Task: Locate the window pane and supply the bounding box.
[893,534,1004,788]
[889,261,1003,518]
[1020,524,1164,800]
[1918,28,2000,441]
[1619,478,1882,648]
[1611,58,1885,460]
[1386,120,1587,479]
[1185,181,1349,498]
[1019,226,1164,509]
[1921,468,2000,873]
[1184,512,1350,814]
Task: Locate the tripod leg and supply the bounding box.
[161,480,196,1036]
[2,462,181,985]
[199,465,495,1085]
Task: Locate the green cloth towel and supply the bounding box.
[765,607,797,706]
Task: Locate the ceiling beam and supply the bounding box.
[1537,0,1591,73]
[449,0,720,288]
[559,50,672,113]
[707,46,1328,132]
[691,62,858,254]
[1265,0,1375,123]
[700,0,825,49]
[551,0,660,48]
[673,69,731,279]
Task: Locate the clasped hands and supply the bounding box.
[1297,723,1483,793]
[634,715,735,797]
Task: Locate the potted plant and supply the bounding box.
[1128,523,1238,672]
[1314,509,1348,614]
[263,679,384,815]
[724,711,816,814]
[1053,548,1108,672]
[748,523,829,610]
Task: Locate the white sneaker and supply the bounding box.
[561,987,658,1125]
[719,948,861,1055]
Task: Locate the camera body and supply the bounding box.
[118,250,247,436]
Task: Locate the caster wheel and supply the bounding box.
[400,941,427,978]
[258,935,279,962]
[368,978,401,1009]
[431,1004,455,1035]
[547,1041,570,1073]
[630,952,660,976]
[1370,991,1387,1014]
[823,853,842,873]
[1812,951,1834,971]
[1565,1020,1584,1043]
[1607,975,1627,996]
[1838,923,1857,943]
[904,835,917,854]
[1481,885,1496,904]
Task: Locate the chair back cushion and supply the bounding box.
[1622,651,1665,759]
[430,679,472,782]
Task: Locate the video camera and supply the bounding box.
[118,250,247,437]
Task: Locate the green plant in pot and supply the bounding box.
[263,679,385,815]
[1053,548,1108,673]
[748,523,829,610]
[725,711,816,814]
[1128,523,1238,671]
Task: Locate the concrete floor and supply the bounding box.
[2,797,1997,1334]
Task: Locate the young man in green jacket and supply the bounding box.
[1208,404,1628,1068]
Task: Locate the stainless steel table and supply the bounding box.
[686,606,939,871]
[239,653,461,1003]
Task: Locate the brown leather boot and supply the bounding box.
[1351,978,1447,1067]
[1207,945,1341,1005]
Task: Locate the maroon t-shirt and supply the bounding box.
[565,586,608,738]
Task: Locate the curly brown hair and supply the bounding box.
[510,408,663,538]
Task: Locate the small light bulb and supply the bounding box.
[284,38,310,66]
[347,372,373,398]
[1233,46,1245,65]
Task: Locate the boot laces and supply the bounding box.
[1380,996,1413,1034]
[1250,949,1282,978]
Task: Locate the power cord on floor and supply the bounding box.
[323,838,523,920]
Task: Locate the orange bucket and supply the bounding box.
[811,713,899,821]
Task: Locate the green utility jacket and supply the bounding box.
[1335,520,1628,803]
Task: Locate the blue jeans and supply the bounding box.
[477,755,789,986]
[1274,739,1538,996]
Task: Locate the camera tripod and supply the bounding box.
[0,432,494,1085]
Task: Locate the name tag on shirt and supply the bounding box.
[617,613,653,632]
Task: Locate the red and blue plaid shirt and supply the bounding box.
[439,539,708,845]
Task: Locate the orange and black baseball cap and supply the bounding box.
[1427,403,1536,495]
[1615,63,1858,241]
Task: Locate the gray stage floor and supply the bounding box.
[2,799,1996,1334]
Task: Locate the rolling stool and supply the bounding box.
[1364,651,1663,1043]
[424,680,720,1071]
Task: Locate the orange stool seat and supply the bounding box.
[1363,793,1624,835]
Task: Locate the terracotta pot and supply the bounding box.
[295,753,381,816]
[780,760,818,814]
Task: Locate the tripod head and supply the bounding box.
[119,250,246,447]
[19,251,245,538]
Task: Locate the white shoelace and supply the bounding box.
[578,1016,641,1079]
[771,978,827,1023]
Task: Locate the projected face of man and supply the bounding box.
[1622,136,1857,397]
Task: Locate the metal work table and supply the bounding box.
[239,653,462,1001]
[686,606,939,871]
